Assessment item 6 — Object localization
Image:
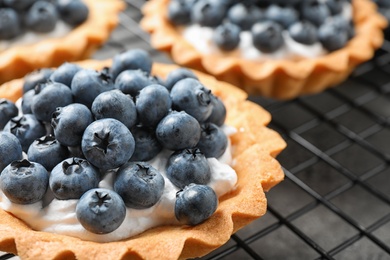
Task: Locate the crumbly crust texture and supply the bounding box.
[0,0,125,85]
[141,0,387,99]
[0,61,285,260]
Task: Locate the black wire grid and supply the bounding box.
[2,1,390,259]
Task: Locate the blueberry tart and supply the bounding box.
[0,0,124,85]
[0,50,285,259]
[141,0,387,99]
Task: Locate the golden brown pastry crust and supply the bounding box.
[141,0,387,99]
[0,61,285,260]
[0,0,125,85]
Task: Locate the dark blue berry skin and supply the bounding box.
[91,89,137,129]
[227,3,264,31]
[111,49,153,80]
[56,0,89,26]
[330,15,355,39]
[175,184,218,225]
[81,118,135,171]
[129,125,162,162]
[265,5,298,28]
[51,103,93,147]
[156,111,201,151]
[4,114,46,152]
[0,159,49,205]
[3,0,35,11]
[0,8,21,40]
[0,132,23,173]
[23,69,53,94]
[165,68,198,91]
[31,81,73,122]
[301,0,330,27]
[27,135,69,171]
[192,0,227,28]
[50,157,100,200]
[166,148,211,189]
[49,63,82,87]
[71,69,115,108]
[288,21,318,45]
[0,99,18,129]
[136,84,172,127]
[167,0,192,25]
[25,1,58,33]
[114,70,153,96]
[326,0,344,15]
[170,78,213,122]
[213,23,241,51]
[76,188,126,234]
[251,21,284,53]
[318,22,348,51]
[21,89,34,115]
[114,162,165,209]
[197,123,228,158]
[205,95,226,127]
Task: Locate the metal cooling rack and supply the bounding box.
[2,1,390,259]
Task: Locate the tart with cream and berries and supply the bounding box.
[141,0,387,99]
[0,0,124,85]
[0,49,285,259]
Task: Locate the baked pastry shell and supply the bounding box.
[0,0,125,85]
[0,60,286,260]
[141,0,387,99]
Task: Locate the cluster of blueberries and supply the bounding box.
[0,0,89,40]
[0,49,227,234]
[168,0,355,52]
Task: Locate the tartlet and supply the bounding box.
[141,0,387,99]
[0,60,285,259]
[0,0,125,85]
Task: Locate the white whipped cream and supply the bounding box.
[0,126,238,243]
[181,1,352,61]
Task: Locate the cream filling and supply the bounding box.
[0,126,238,243]
[181,2,352,61]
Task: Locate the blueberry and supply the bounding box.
[114,162,165,209]
[265,5,298,28]
[76,188,126,234]
[56,0,89,26]
[318,22,348,51]
[0,99,18,129]
[213,23,241,51]
[301,0,330,27]
[167,0,192,25]
[111,49,153,80]
[114,69,153,96]
[251,21,284,53]
[170,78,213,122]
[50,157,100,200]
[21,89,35,115]
[136,84,172,128]
[129,125,162,162]
[175,184,218,225]
[49,63,82,87]
[288,21,318,45]
[51,103,93,147]
[197,123,228,158]
[0,132,23,173]
[25,1,58,33]
[330,15,355,39]
[227,3,264,31]
[4,114,46,152]
[31,81,73,122]
[156,111,201,151]
[164,68,198,91]
[326,0,344,15]
[23,69,54,94]
[205,94,226,126]
[81,118,135,170]
[27,135,69,171]
[166,148,211,189]
[0,8,21,40]
[3,0,35,10]
[71,69,115,108]
[0,159,49,204]
[191,0,227,27]
[91,89,137,129]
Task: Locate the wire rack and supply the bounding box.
[2,1,390,259]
